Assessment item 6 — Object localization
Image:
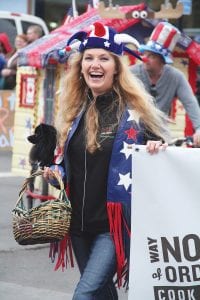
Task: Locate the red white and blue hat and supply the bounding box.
[139,22,181,64]
[58,22,143,61]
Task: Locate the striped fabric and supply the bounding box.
[151,22,179,52]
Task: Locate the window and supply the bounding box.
[19,74,37,108]
[0,18,17,46]
[43,65,56,124]
[21,21,45,36]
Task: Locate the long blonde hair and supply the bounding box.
[56,52,170,152]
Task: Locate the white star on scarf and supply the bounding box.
[127,109,140,124]
[118,172,132,191]
[120,142,133,159]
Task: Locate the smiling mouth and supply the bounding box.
[89,73,104,79]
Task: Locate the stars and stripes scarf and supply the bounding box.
[106,108,144,286]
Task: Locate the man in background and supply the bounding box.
[26,25,43,43]
[131,22,200,146]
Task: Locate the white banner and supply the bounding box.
[129,146,200,300]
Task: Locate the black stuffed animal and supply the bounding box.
[27,123,57,168]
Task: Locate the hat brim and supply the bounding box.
[139,45,173,64]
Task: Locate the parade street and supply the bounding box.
[0,151,128,300]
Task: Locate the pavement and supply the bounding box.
[0,151,128,300]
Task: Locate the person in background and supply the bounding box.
[131,21,200,147]
[0,45,6,74]
[1,34,28,89]
[26,24,43,44]
[43,22,170,299]
[7,34,28,67]
[0,33,13,89]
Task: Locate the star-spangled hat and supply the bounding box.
[58,22,143,61]
[139,21,181,64]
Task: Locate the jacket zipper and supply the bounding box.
[81,148,87,231]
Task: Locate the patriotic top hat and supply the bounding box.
[139,22,181,64]
[58,22,142,61]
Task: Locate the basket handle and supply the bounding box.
[15,170,66,208]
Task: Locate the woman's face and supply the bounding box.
[15,37,28,49]
[81,48,117,98]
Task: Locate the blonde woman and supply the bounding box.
[44,22,170,300]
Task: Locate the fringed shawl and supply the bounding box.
[106,108,144,286]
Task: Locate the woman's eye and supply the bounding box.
[84,57,92,60]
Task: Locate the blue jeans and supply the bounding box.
[71,232,118,300]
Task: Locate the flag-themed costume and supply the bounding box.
[58,21,143,62]
[139,21,181,64]
[50,91,158,286]
[49,21,160,290]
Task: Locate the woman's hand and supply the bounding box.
[146,140,168,154]
[1,68,15,76]
[43,165,61,182]
[193,130,200,147]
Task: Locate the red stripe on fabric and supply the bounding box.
[49,241,58,262]
[36,34,66,53]
[26,33,68,67]
[169,98,177,120]
[66,235,75,268]
[151,23,164,41]
[54,236,66,271]
[107,202,126,288]
[26,190,56,201]
[122,214,131,238]
[163,28,177,48]
[52,235,74,271]
[186,40,200,65]
[185,58,197,136]
[27,34,66,57]
[65,184,70,197]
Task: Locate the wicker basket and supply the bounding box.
[12,170,71,245]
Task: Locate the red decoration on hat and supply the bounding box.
[65,46,72,51]
[61,22,142,61]
[93,22,106,37]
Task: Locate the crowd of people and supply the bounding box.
[0,25,43,90]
